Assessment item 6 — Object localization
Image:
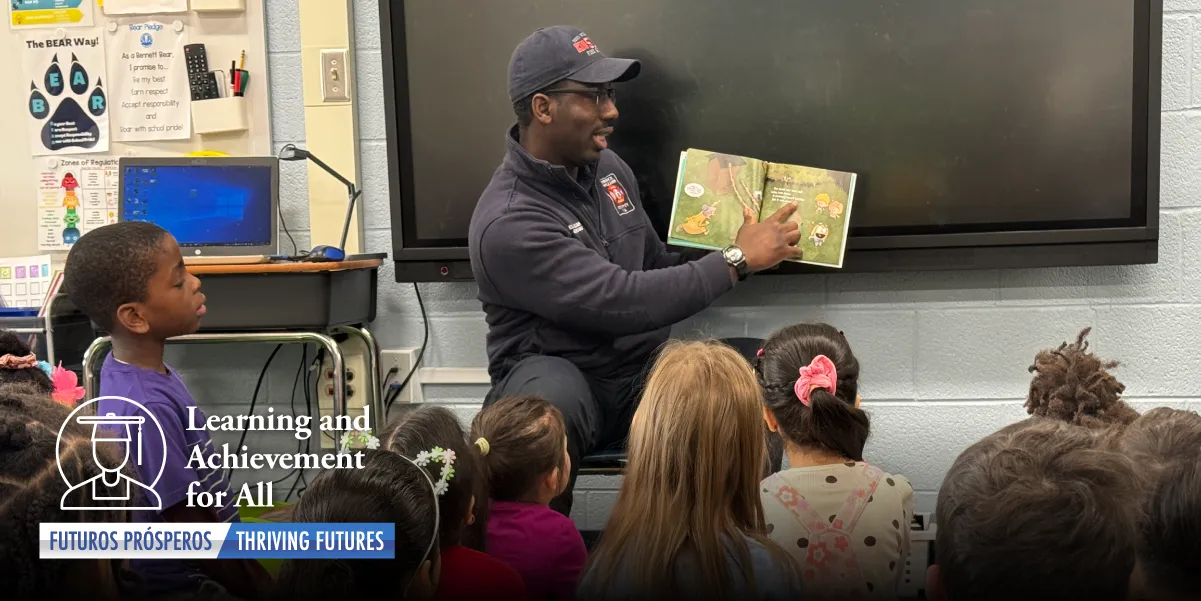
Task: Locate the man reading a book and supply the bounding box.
[468,25,803,516]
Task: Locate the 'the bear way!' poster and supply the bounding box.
[22,30,110,156]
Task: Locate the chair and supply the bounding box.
[578,447,627,476]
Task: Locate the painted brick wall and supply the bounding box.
[168,0,1201,530]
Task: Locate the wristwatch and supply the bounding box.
[722,245,750,281]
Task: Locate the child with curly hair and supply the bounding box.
[1025,327,1140,428]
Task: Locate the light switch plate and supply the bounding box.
[320,49,351,103]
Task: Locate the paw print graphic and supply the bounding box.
[28,53,106,153]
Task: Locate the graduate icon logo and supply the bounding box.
[57,396,168,511]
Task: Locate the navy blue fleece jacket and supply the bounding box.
[468,127,736,382]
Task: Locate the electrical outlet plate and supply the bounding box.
[319,48,350,103]
[316,336,370,449]
[381,349,423,409]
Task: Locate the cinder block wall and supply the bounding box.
[168,0,1201,530]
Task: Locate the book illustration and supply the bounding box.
[667,148,856,268]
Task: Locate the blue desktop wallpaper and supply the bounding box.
[122,165,273,247]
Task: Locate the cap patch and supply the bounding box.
[572,33,599,56]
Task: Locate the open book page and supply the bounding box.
[762,163,857,268]
[667,148,766,252]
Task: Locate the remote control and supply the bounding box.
[184,43,218,100]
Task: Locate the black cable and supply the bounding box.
[381,366,399,396]
[291,347,320,501]
[275,144,302,255]
[277,344,308,497]
[228,344,283,481]
[385,283,428,419]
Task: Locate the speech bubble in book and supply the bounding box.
[684,183,704,198]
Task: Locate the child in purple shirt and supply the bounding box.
[471,395,588,601]
[64,222,271,601]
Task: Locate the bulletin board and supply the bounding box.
[0,0,272,258]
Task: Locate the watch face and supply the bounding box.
[724,247,744,263]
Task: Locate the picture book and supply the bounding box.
[667,148,857,268]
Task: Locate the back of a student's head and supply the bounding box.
[587,339,779,600]
[1120,408,1201,600]
[275,449,440,601]
[469,395,567,503]
[0,385,129,600]
[756,322,869,460]
[930,418,1141,601]
[382,404,486,549]
[0,330,52,394]
[64,221,203,339]
[1026,327,1140,428]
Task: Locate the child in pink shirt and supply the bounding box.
[471,395,587,601]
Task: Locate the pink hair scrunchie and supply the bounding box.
[795,355,837,407]
[0,353,37,369]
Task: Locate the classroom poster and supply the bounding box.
[0,255,54,309]
[108,20,189,141]
[21,29,110,156]
[10,0,95,30]
[101,0,187,15]
[34,155,119,250]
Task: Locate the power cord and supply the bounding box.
[228,344,283,482]
[384,283,428,419]
[275,144,303,256]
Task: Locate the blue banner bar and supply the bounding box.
[217,523,395,559]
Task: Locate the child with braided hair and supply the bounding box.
[0,330,54,394]
[755,323,914,600]
[381,405,528,601]
[1025,327,1140,428]
[0,329,86,406]
[0,385,136,601]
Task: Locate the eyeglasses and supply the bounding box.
[541,86,617,107]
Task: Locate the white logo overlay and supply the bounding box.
[57,396,168,511]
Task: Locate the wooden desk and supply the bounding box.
[83,259,383,439]
[186,258,382,275]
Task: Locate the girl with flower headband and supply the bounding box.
[754,322,914,600]
[470,395,585,601]
[274,449,442,601]
[381,405,528,601]
[0,330,85,406]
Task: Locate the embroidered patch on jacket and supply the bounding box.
[600,174,634,216]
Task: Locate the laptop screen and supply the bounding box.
[121,164,274,247]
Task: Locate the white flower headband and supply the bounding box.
[339,428,381,452]
[414,446,456,496]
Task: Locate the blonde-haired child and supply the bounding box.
[578,340,803,601]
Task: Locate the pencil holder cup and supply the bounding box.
[192,96,249,135]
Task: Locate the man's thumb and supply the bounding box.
[743,205,756,225]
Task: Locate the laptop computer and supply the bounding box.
[118,156,279,264]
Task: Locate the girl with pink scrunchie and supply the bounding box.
[754,323,914,601]
[0,330,85,406]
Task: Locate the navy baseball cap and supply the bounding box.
[508,26,641,103]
